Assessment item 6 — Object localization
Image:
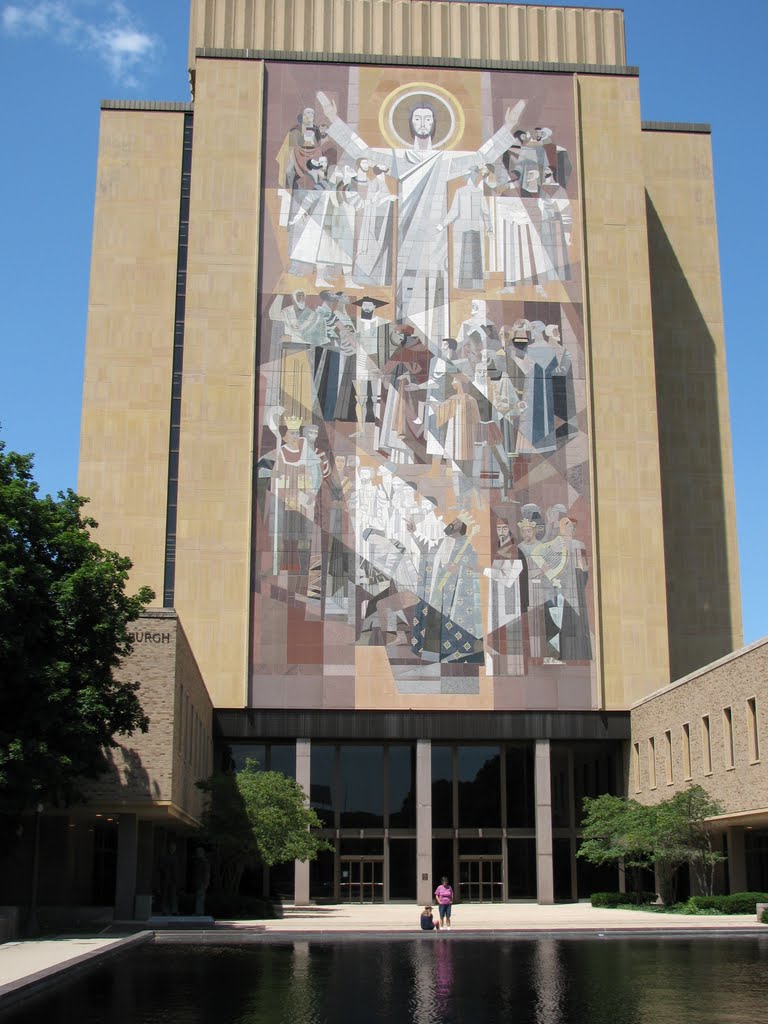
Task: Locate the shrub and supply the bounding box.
[685,892,768,915]
[590,891,657,908]
[761,907,768,925]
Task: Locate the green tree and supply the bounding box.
[651,785,724,899]
[577,793,655,897]
[577,785,724,904]
[0,441,153,812]
[196,760,332,894]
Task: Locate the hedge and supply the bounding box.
[685,892,768,915]
[590,891,657,908]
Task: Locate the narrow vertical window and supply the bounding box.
[178,686,185,754]
[665,730,673,784]
[648,736,657,789]
[723,707,735,769]
[632,742,641,792]
[163,112,194,607]
[682,723,692,780]
[747,698,760,763]
[702,715,712,774]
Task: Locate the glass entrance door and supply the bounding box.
[458,858,503,902]
[339,858,384,902]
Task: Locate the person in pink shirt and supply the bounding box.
[434,876,454,929]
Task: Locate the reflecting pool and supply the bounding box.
[2,937,768,1024]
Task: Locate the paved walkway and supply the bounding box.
[251,901,766,934]
[1,904,766,1008]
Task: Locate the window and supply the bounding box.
[632,742,641,792]
[665,730,673,785]
[682,723,692,780]
[648,737,657,789]
[339,746,384,827]
[747,698,760,763]
[702,715,712,775]
[178,686,185,754]
[723,707,735,769]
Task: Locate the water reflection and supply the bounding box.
[533,938,565,1024]
[2,938,768,1024]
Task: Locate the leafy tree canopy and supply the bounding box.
[197,760,332,893]
[578,785,724,902]
[0,441,153,812]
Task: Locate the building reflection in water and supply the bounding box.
[287,940,324,1024]
[533,938,566,1024]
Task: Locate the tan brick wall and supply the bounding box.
[642,129,742,679]
[79,110,185,602]
[173,58,264,708]
[82,611,213,825]
[171,617,215,818]
[631,638,768,817]
[189,0,626,70]
[577,75,670,709]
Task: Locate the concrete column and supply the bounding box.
[727,827,747,894]
[294,738,311,905]
[535,740,554,905]
[133,822,156,919]
[114,814,138,920]
[416,738,432,905]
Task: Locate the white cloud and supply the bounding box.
[1,1,161,86]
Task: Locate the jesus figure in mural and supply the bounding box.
[316,91,525,345]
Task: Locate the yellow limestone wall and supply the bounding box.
[80,110,185,602]
[173,58,265,708]
[642,127,742,678]
[577,75,671,708]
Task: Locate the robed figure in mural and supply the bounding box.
[316,91,525,344]
[530,512,592,664]
[409,515,483,664]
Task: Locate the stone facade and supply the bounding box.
[68,0,749,907]
[81,609,214,826]
[631,638,768,823]
[188,0,627,72]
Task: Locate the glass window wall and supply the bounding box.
[339,745,384,827]
[389,745,415,828]
[458,746,501,828]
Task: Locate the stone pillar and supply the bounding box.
[294,738,311,905]
[727,827,747,894]
[535,740,554,905]
[416,739,432,905]
[114,814,139,920]
[134,822,155,919]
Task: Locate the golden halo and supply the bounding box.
[378,81,465,150]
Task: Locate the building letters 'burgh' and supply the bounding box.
[251,65,596,711]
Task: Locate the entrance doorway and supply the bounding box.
[339,858,384,902]
[458,858,503,902]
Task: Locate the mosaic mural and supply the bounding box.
[250,64,596,710]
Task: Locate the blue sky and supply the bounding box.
[1,0,766,647]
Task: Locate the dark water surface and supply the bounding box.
[2,937,768,1024]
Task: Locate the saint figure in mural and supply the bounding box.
[316,90,525,344]
[436,165,493,291]
[537,167,573,282]
[409,514,483,664]
[265,414,324,595]
[352,160,396,286]
[531,511,592,663]
[351,295,389,434]
[484,515,526,676]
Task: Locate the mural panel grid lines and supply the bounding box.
[250,64,596,711]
